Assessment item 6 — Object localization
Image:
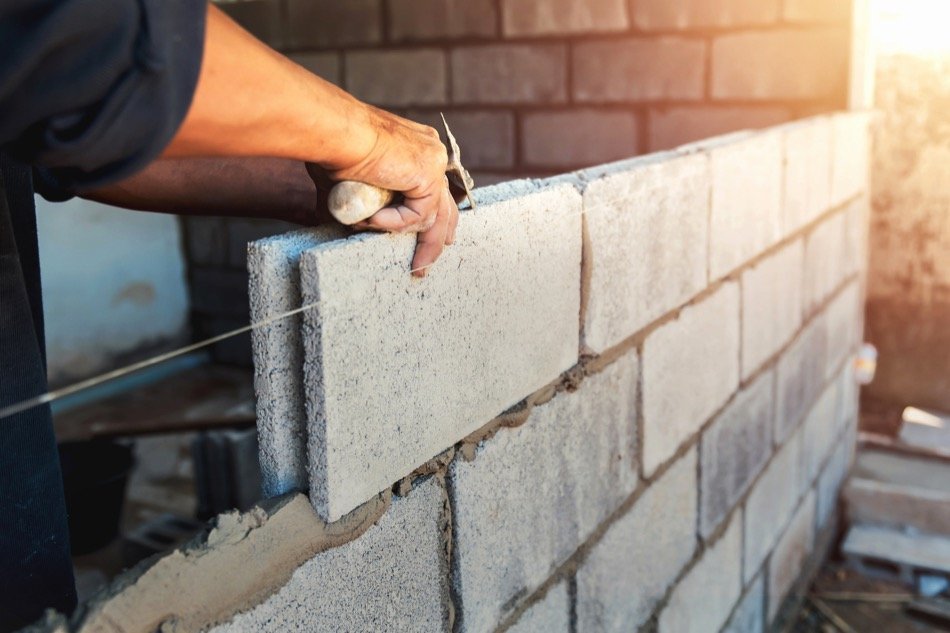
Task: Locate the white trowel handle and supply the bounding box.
[327,181,396,225]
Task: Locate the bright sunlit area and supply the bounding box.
[873,0,950,55]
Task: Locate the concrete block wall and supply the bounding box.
[53,113,870,633]
[185,0,854,367]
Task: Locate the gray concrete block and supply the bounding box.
[508,582,570,633]
[403,110,515,170]
[211,478,448,632]
[768,492,815,621]
[633,0,779,29]
[844,196,870,278]
[576,448,698,632]
[783,117,833,236]
[659,511,743,633]
[249,228,347,497]
[741,240,804,378]
[345,49,448,107]
[723,574,764,633]
[708,129,783,279]
[775,319,826,443]
[799,380,841,493]
[744,432,801,583]
[843,523,950,582]
[301,183,582,521]
[824,281,861,381]
[831,112,871,206]
[228,219,297,269]
[388,0,497,41]
[582,152,710,353]
[451,45,567,104]
[804,211,848,315]
[642,282,740,476]
[502,0,628,35]
[286,0,382,47]
[816,437,849,528]
[522,109,638,169]
[573,39,706,103]
[451,352,638,632]
[700,371,774,538]
[647,105,790,153]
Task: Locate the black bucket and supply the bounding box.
[58,440,134,555]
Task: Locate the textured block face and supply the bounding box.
[522,110,638,169]
[345,50,447,106]
[775,320,827,442]
[502,0,628,35]
[784,117,833,236]
[659,512,742,633]
[287,0,382,47]
[302,184,582,521]
[709,131,783,279]
[799,380,841,492]
[451,45,567,104]
[712,29,849,100]
[250,228,347,497]
[741,240,804,378]
[451,352,638,633]
[577,449,698,632]
[583,153,710,352]
[388,0,497,41]
[633,0,779,29]
[768,492,816,621]
[817,437,849,527]
[648,106,790,152]
[804,211,848,314]
[831,113,871,206]
[642,283,740,475]
[508,582,570,633]
[572,39,706,102]
[824,282,861,380]
[743,434,801,582]
[723,575,764,633]
[700,371,774,537]
[210,478,448,632]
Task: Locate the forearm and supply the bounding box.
[165,5,375,170]
[83,157,322,225]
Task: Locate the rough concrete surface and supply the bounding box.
[301,182,582,521]
[803,210,848,315]
[700,370,774,537]
[783,116,833,236]
[830,112,870,206]
[211,478,448,632]
[741,240,804,378]
[723,574,764,633]
[768,492,816,620]
[582,152,710,352]
[249,227,346,497]
[451,352,638,633]
[775,319,827,443]
[642,282,740,476]
[823,281,861,381]
[816,437,850,528]
[506,581,570,633]
[799,380,841,491]
[658,511,742,633]
[576,449,698,632]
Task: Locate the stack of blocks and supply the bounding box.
[223,111,870,632]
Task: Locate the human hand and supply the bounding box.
[313,106,460,277]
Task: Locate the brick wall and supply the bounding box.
[58,112,871,632]
[187,0,853,367]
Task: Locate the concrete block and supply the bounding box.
[345,49,447,107]
[799,380,841,492]
[288,52,341,85]
[286,0,381,47]
[577,449,698,632]
[301,182,582,521]
[744,433,801,583]
[451,352,639,632]
[522,110,638,169]
[573,38,705,102]
[816,439,849,527]
[708,130,783,279]
[783,117,833,236]
[508,582,570,633]
[824,281,861,380]
[659,512,743,633]
[583,152,710,352]
[831,112,871,207]
[648,106,790,153]
[211,478,449,632]
[768,492,816,621]
[642,283,740,476]
[712,29,849,100]
[451,45,567,104]
[700,371,774,538]
[783,0,850,22]
[723,574,764,633]
[388,0,497,41]
[741,240,804,378]
[804,211,848,314]
[249,228,346,497]
[775,319,826,443]
[844,196,870,278]
[438,111,515,170]
[228,219,297,268]
[633,0,779,29]
[843,524,950,584]
[502,0,628,35]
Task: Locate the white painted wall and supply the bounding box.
[35,196,190,386]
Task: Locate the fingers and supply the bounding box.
[411,188,459,277]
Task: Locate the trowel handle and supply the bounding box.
[327,181,395,226]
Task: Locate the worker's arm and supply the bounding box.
[159,5,457,275]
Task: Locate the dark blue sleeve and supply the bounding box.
[0,0,206,197]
